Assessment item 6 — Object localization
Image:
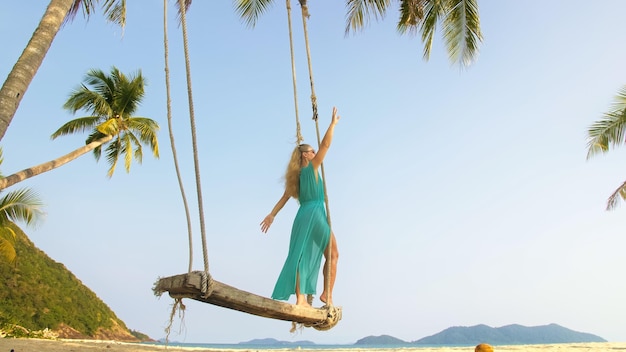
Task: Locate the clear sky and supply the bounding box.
[2,0,626,345]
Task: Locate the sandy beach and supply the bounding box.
[0,339,624,352]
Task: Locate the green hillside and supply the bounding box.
[0,224,138,341]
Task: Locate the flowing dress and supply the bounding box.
[272,163,331,300]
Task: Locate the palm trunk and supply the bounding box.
[0,0,75,142]
[0,135,113,190]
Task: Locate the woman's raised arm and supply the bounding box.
[311,107,340,169]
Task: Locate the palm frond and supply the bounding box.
[0,227,17,264]
[92,144,103,161]
[609,85,626,113]
[345,0,391,35]
[84,69,119,115]
[63,0,97,26]
[442,0,482,66]
[606,179,626,211]
[127,118,160,157]
[235,0,275,28]
[102,0,127,28]
[416,0,445,60]
[175,0,193,25]
[586,111,626,160]
[134,143,144,164]
[86,130,108,144]
[84,68,115,100]
[123,133,138,172]
[51,116,103,139]
[63,84,111,116]
[396,0,424,35]
[115,71,146,117]
[105,138,122,177]
[0,188,44,226]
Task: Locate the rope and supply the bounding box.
[200,270,215,298]
[177,0,211,276]
[164,297,186,345]
[158,1,199,342]
[164,0,195,274]
[286,0,304,145]
[291,305,341,332]
[311,305,341,331]
[297,0,334,307]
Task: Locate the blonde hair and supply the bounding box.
[284,144,312,199]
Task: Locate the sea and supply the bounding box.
[140,342,469,350]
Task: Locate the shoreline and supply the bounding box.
[0,339,625,352]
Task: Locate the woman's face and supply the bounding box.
[301,148,316,162]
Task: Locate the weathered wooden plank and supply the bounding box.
[154,272,337,325]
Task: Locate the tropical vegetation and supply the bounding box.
[0,149,44,264]
[0,67,159,190]
[0,223,138,340]
[235,0,482,67]
[586,85,626,210]
[53,67,159,177]
[0,0,127,142]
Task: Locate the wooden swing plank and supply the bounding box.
[154,272,333,324]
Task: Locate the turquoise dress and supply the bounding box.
[272,163,331,300]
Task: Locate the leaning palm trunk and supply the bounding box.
[0,135,112,190]
[0,0,75,142]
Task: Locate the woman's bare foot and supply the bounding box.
[296,294,312,307]
[320,292,332,306]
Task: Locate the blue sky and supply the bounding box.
[2,0,626,345]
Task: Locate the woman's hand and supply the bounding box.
[331,106,340,125]
[260,214,274,233]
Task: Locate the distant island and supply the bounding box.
[354,323,606,346]
[239,338,315,346]
[235,323,606,347]
[354,335,407,345]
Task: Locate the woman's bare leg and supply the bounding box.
[320,233,338,305]
[295,272,311,307]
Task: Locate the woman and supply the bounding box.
[261,106,340,307]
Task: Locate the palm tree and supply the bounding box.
[586,85,626,210]
[235,0,482,67]
[55,66,159,177]
[0,67,159,190]
[0,149,44,264]
[0,0,127,142]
